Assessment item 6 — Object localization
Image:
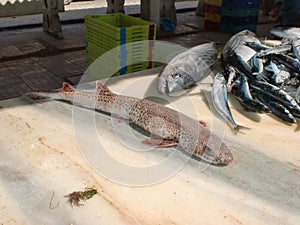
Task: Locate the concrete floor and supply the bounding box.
[0,8,277,100]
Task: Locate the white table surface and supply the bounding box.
[0,69,299,225]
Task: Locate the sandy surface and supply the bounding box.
[0,69,299,225]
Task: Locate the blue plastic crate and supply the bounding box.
[220,23,257,34]
[221,7,259,17]
[222,0,259,8]
[221,15,258,25]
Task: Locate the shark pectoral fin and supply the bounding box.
[142,138,178,148]
[198,120,207,127]
[96,80,114,96]
[62,82,76,92]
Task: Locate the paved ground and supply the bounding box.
[0,6,277,100]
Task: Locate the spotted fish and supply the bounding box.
[26,81,233,165]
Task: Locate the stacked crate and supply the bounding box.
[220,0,260,33]
[204,0,222,30]
[204,0,260,34]
[85,13,156,78]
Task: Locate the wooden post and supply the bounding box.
[42,0,63,39]
[141,0,176,27]
[141,0,150,20]
[195,0,204,16]
[160,0,176,23]
[261,0,275,15]
[106,0,125,13]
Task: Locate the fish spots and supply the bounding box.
[28,82,233,165]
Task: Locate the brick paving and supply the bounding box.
[0,11,276,101]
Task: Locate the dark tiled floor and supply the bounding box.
[0,11,277,101]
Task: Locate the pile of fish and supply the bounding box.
[219,29,300,128]
[158,28,300,130]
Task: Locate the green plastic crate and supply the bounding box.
[85,13,156,77]
[88,56,151,78]
[85,13,156,41]
[205,0,222,7]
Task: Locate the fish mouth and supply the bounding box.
[202,145,233,165]
[157,75,184,96]
[214,150,233,165]
[157,76,168,95]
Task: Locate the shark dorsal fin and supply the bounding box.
[96,80,114,95]
[62,82,76,92]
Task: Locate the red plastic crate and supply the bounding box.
[204,3,222,14]
[204,20,221,30]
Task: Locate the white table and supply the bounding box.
[0,69,299,224]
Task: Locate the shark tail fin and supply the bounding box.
[25,83,74,101]
[25,92,50,101]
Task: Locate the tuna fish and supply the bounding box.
[158,42,218,96]
[222,30,260,64]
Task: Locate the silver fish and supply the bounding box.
[292,38,300,60]
[268,53,300,73]
[226,65,236,92]
[222,30,260,64]
[236,74,269,113]
[270,26,300,40]
[246,41,269,51]
[256,44,292,58]
[270,61,290,85]
[251,53,264,74]
[296,86,300,104]
[257,95,296,124]
[212,73,241,131]
[26,81,233,165]
[158,42,218,96]
[250,80,300,116]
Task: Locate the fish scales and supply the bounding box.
[158,42,218,96]
[212,73,241,131]
[128,99,223,156]
[222,30,260,63]
[26,81,233,165]
[101,92,232,161]
[292,38,300,60]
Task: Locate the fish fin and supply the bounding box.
[234,124,251,132]
[198,120,207,127]
[62,82,76,92]
[96,80,114,96]
[25,92,51,101]
[142,138,178,148]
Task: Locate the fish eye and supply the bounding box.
[172,73,182,78]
